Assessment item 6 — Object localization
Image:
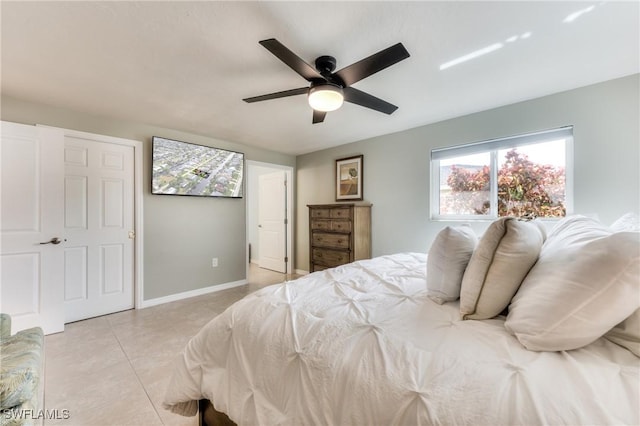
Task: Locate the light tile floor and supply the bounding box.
[44,265,296,426]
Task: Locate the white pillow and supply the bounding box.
[505,215,640,351]
[426,225,477,304]
[459,217,544,320]
[611,212,640,232]
[605,308,640,357]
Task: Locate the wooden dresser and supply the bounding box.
[308,203,371,272]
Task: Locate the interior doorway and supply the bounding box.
[246,161,294,278]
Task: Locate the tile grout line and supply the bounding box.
[107,316,167,426]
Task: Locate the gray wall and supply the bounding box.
[295,74,640,271]
[1,96,296,300]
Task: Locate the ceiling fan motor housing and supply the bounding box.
[315,55,338,77]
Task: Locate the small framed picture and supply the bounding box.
[335,155,363,201]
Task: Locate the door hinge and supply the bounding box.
[128,231,136,239]
[284,218,288,224]
[284,257,289,263]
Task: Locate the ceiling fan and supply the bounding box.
[243,38,410,124]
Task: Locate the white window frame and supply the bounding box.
[430,126,574,221]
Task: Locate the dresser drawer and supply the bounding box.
[330,208,351,219]
[310,209,330,219]
[330,220,351,233]
[311,220,331,231]
[312,248,350,267]
[312,232,350,249]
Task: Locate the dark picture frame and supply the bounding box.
[335,155,363,201]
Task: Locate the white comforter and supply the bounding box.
[163,253,640,425]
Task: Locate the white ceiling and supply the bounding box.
[2,1,638,156]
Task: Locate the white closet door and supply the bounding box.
[63,134,135,322]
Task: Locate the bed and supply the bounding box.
[163,216,640,425]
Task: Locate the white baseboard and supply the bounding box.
[138,279,248,309]
[295,269,309,276]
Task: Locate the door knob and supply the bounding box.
[40,237,63,245]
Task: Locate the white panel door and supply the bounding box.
[0,122,65,334]
[63,135,134,322]
[258,172,286,273]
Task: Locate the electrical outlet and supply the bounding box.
[211,258,218,268]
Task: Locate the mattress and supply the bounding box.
[163,253,639,425]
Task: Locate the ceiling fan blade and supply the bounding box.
[312,110,327,124]
[259,39,324,82]
[243,87,308,103]
[343,87,398,115]
[335,43,410,87]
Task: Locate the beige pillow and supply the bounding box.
[460,217,544,320]
[605,308,640,357]
[530,219,548,241]
[505,216,640,351]
[427,225,477,304]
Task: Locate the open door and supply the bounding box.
[0,121,65,334]
[258,171,287,273]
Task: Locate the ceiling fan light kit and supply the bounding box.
[308,83,344,112]
[243,38,410,123]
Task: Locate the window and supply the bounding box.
[431,127,573,220]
